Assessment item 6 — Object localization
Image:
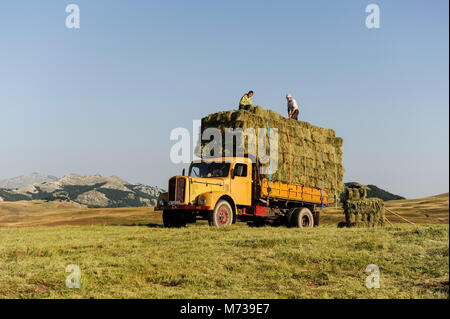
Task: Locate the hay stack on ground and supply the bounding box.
[343,198,385,227]
[197,106,345,203]
[342,186,385,227]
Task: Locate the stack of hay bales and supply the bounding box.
[197,106,345,203]
[341,183,369,202]
[343,187,385,227]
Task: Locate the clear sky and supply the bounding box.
[0,0,448,198]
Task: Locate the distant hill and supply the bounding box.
[0,188,30,202]
[0,173,57,190]
[0,173,164,208]
[366,184,405,201]
[342,182,405,201]
[383,193,449,224]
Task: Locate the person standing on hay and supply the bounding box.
[286,93,299,120]
[238,90,254,111]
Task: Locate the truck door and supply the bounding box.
[230,163,251,206]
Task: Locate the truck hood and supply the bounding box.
[186,176,229,204]
[188,176,225,186]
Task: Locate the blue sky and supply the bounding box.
[0,0,448,198]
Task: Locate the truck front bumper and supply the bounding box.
[157,204,212,211]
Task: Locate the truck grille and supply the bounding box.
[168,177,186,203]
[176,178,186,202]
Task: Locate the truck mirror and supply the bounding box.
[182,168,185,176]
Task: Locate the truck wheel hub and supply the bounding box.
[218,206,229,225]
[302,215,310,227]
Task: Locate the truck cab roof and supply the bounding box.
[192,157,254,165]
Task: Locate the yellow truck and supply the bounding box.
[156,156,329,228]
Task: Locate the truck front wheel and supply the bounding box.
[293,208,314,228]
[163,210,186,228]
[163,210,174,227]
[209,200,233,227]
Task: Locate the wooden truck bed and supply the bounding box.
[260,178,329,206]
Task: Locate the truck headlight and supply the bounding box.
[199,199,206,206]
[159,199,166,207]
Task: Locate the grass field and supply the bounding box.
[0,201,158,227]
[0,194,448,299]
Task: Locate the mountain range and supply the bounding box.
[0,173,164,208]
[0,173,57,189]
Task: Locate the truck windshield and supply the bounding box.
[189,162,231,178]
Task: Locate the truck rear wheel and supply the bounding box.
[285,208,297,227]
[293,208,314,228]
[209,200,233,227]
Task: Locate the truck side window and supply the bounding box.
[191,166,201,177]
[234,164,247,177]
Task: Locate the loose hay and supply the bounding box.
[197,106,345,203]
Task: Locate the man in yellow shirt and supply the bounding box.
[238,90,254,110]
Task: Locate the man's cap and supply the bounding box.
[286,93,292,99]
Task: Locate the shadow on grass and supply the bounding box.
[117,223,164,228]
[246,220,285,228]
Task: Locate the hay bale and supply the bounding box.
[198,106,345,202]
[341,184,369,202]
[343,198,385,227]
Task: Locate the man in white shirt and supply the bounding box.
[286,93,299,120]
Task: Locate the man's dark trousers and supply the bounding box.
[239,105,251,111]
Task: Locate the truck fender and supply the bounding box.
[199,191,237,217]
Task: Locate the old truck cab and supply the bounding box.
[156,157,253,227]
